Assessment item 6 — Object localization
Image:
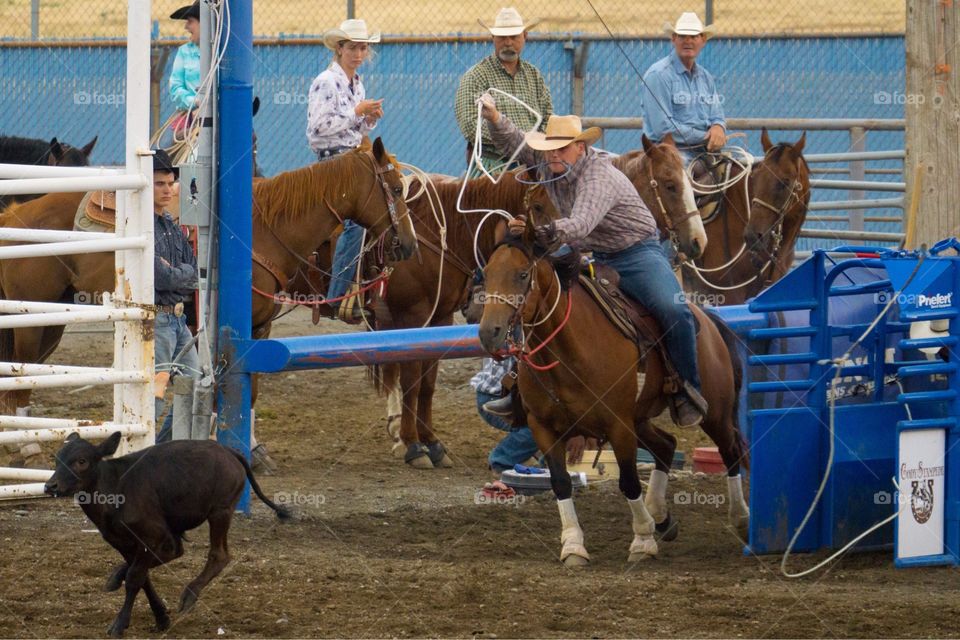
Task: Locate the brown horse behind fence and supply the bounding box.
[0,138,417,416]
[682,128,810,305]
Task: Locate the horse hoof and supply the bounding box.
[628,551,657,562]
[655,514,680,542]
[404,443,434,469]
[178,588,198,614]
[106,620,126,638]
[390,440,405,458]
[562,554,590,567]
[427,442,453,468]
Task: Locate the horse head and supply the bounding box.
[745,128,810,267]
[614,134,705,260]
[355,137,418,262]
[47,136,97,166]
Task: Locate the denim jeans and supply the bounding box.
[593,238,701,390]
[327,221,365,307]
[476,392,539,472]
[155,310,200,442]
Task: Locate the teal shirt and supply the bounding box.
[169,42,201,111]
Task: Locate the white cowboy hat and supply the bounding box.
[909,319,950,356]
[524,115,601,152]
[663,12,714,39]
[478,7,540,37]
[323,19,381,50]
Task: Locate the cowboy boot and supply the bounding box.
[670,383,709,429]
[482,394,514,418]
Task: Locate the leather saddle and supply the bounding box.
[576,263,698,390]
[75,191,117,232]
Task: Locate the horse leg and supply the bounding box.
[636,420,680,542]
[702,413,749,534]
[398,361,432,469]
[380,363,403,454]
[416,359,452,468]
[531,419,589,566]
[609,423,659,562]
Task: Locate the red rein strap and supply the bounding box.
[252,269,390,306]
[511,291,573,372]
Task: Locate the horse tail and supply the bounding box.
[704,309,749,471]
[367,363,385,396]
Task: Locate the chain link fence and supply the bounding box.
[1,1,906,249]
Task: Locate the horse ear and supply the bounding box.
[372,137,385,162]
[80,136,97,158]
[252,96,261,117]
[660,132,675,147]
[794,131,806,155]
[760,128,772,152]
[641,134,656,154]
[48,137,64,163]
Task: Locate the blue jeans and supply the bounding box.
[593,238,701,390]
[327,221,365,307]
[155,310,200,443]
[476,392,539,472]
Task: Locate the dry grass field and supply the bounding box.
[0,0,905,41]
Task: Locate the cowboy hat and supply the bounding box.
[909,319,950,356]
[170,1,199,21]
[323,19,381,50]
[152,148,179,178]
[478,7,540,37]
[524,115,601,152]
[662,12,714,39]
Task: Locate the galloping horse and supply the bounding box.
[519,179,750,559]
[0,134,98,208]
[477,225,747,565]
[682,129,810,305]
[0,137,416,416]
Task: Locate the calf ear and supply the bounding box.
[65,432,81,442]
[99,431,122,457]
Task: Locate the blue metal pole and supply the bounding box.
[216,0,254,513]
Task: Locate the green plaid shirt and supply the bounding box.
[454,55,552,163]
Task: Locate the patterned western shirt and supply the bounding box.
[306,61,377,154]
[454,55,552,159]
[155,211,197,306]
[641,52,726,147]
[470,357,516,396]
[169,42,200,111]
[489,116,657,253]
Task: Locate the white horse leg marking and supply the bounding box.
[557,498,590,565]
[627,496,659,560]
[727,473,750,530]
[644,469,670,524]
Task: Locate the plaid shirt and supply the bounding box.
[454,55,552,158]
[470,357,516,395]
[489,116,657,253]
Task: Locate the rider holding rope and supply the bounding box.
[478,96,709,429]
[641,12,726,184]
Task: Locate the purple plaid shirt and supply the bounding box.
[489,115,657,253]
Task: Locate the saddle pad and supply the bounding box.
[74,190,117,232]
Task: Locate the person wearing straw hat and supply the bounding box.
[641,12,726,160]
[454,7,552,176]
[306,18,383,324]
[479,99,709,428]
[168,2,201,118]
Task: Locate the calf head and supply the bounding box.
[44,431,121,497]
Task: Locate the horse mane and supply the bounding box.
[0,135,52,165]
[252,140,375,226]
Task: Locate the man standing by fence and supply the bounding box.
[454,7,552,175]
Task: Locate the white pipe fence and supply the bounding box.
[0,0,154,501]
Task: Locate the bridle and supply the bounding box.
[642,152,700,251]
[747,149,807,268]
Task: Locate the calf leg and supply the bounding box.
[105,562,128,591]
[179,509,233,613]
[106,551,151,638]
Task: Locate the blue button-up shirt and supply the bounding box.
[641,52,725,147]
[169,42,201,111]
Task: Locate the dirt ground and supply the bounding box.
[1,309,959,638]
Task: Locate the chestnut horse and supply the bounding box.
[0,137,416,415]
[477,227,747,565]
[682,129,810,305]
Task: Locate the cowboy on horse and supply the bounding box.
[478,95,709,428]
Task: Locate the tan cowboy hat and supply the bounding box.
[663,12,714,39]
[524,115,601,152]
[478,7,540,37]
[909,319,950,356]
[323,19,381,50]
